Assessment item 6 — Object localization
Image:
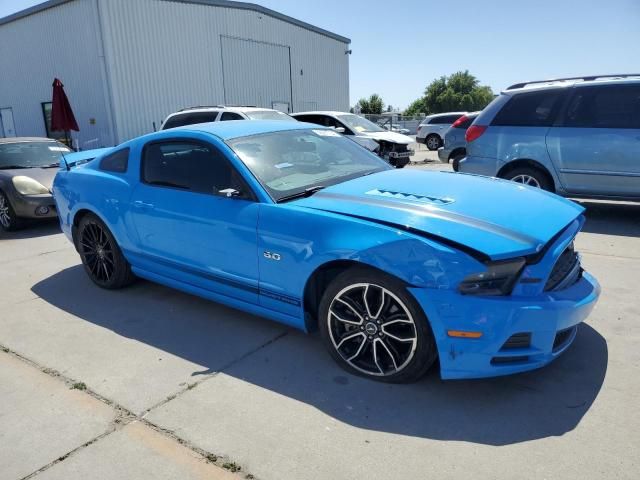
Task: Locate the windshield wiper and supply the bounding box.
[41,163,60,168]
[0,165,31,169]
[277,185,325,203]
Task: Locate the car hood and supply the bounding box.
[0,167,57,191]
[357,131,414,145]
[292,169,584,260]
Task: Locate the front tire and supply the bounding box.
[318,267,437,383]
[0,190,24,232]
[77,214,135,289]
[503,167,553,192]
[426,134,441,151]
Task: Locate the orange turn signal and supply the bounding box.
[447,330,483,339]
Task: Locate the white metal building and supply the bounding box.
[0,0,350,147]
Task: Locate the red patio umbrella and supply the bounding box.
[51,78,79,146]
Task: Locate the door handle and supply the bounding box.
[133,200,154,209]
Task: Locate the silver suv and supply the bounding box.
[161,106,294,129]
[416,112,467,150]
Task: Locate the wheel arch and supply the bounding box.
[448,147,466,162]
[0,185,18,210]
[497,158,556,190]
[303,260,409,332]
[71,208,109,249]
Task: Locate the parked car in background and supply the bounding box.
[460,75,640,199]
[53,120,599,382]
[0,137,73,231]
[416,112,467,150]
[437,112,480,171]
[161,106,294,130]
[291,111,414,168]
[384,124,411,135]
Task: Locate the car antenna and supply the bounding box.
[61,152,70,171]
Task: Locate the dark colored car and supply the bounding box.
[0,137,71,231]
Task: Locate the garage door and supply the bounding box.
[221,36,292,111]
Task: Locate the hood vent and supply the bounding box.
[365,189,454,205]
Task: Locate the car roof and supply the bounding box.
[0,137,59,144]
[170,120,325,140]
[425,112,467,118]
[168,106,280,116]
[504,76,640,94]
[291,111,351,117]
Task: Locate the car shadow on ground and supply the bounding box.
[32,265,608,447]
[0,219,60,240]
[579,200,640,237]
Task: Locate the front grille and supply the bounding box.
[553,326,576,351]
[491,355,529,365]
[390,143,410,153]
[545,243,582,291]
[500,332,531,350]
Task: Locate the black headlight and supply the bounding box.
[458,258,526,296]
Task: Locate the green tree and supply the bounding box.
[356,94,384,114]
[404,98,427,117]
[404,71,494,116]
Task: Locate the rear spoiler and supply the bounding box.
[60,147,113,170]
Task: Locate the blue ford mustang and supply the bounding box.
[53,121,600,382]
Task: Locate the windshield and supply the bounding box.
[0,141,71,169]
[336,114,385,133]
[245,110,295,121]
[227,129,390,201]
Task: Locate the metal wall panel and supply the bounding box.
[221,36,291,110]
[99,0,349,142]
[0,0,115,147]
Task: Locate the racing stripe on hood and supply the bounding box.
[311,191,541,247]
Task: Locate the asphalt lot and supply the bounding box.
[1,159,639,480]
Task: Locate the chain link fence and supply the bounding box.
[362,114,425,135]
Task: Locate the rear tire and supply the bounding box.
[318,267,437,383]
[503,167,553,192]
[77,213,135,289]
[426,134,441,151]
[0,190,24,232]
[450,150,466,172]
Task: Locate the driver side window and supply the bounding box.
[142,141,252,199]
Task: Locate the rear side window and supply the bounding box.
[295,114,322,125]
[430,115,460,124]
[100,148,129,173]
[142,141,249,197]
[162,112,219,129]
[294,115,349,133]
[564,85,640,129]
[220,112,244,121]
[492,90,563,127]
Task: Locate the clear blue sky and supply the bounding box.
[2,0,639,110]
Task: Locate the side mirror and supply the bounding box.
[218,188,241,198]
[334,127,345,134]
